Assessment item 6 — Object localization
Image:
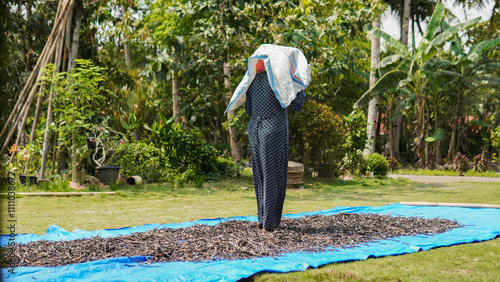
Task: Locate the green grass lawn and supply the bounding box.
[1,175,499,281]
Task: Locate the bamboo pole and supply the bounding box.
[29,88,46,144]
[2,48,55,154]
[40,30,65,180]
[0,0,75,154]
[10,34,63,150]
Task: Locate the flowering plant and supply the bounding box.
[6,144,42,175]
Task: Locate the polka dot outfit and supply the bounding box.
[245,71,306,231]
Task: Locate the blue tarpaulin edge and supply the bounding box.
[2,203,499,281]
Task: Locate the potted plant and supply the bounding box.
[90,120,125,184]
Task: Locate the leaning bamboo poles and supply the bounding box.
[0,0,75,155]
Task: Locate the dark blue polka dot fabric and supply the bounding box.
[245,71,306,231]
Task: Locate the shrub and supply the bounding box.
[166,127,221,177]
[343,110,367,155]
[290,100,345,176]
[474,149,488,173]
[342,149,365,175]
[365,153,389,176]
[110,142,171,183]
[453,152,469,175]
[387,156,401,171]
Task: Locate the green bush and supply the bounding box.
[290,100,345,176]
[365,153,389,176]
[110,142,171,183]
[342,149,365,175]
[144,112,224,179]
[343,110,367,155]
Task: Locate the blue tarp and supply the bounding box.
[2,203,499,281]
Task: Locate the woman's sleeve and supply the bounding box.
[245,92,252,116]
[289,90,306,112]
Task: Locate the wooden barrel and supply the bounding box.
[287,161,304,186]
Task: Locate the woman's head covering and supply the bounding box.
[226,44,311,112]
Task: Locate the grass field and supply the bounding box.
[1,174,499,281]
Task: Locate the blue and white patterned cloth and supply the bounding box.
[226,44,311,112]
[246,71,306,231]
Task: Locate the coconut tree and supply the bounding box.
[354,1,481,167]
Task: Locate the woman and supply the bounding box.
[226,44,310,231]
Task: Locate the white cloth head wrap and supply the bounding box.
[226,44,311,112]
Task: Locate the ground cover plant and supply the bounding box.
[1,176,499,280]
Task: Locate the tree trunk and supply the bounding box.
[400,0,411,46]
[26,0,34,71]
[434,106,443,165]
[57,142,69,174]
[447,92,463,163]
[71,128,77,182]
[67,0,82,71]
[415,97,427,167]
[58,0,81,174]
[172,69,181,124]
[393,0,412,159]
[364,19,381,155]
[121,4,133,68]
[224,62,242,162]
[388,111,395,158]
[29,88,45,144]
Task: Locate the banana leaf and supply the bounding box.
[353,70,408,108]
[363,23,409,55]
[467,38,500,62]
[417,1,444,53]
[425,129,444,143]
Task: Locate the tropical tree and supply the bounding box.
[436,26,500,161]
[354,1,481,167]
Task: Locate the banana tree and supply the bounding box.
[354,1,480,167]
[434,22,500,162]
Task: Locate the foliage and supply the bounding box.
[290,100,345,175]
[342,110,368,155]
[474,149,488,173]
[110,142,170,183]
[146,0,385,144]
[341,110,368,173]
[387,156,401,171]
[143,112,237,181]
[365,153,389,177]
[490,127,500,156]
[5,0,500,181]
[47,59,108,134]
[0,154,9,178]
[454,152,470,175]
[15,144,42,175]
[355,2,486,167]
[43,59,110,181]
[342,149,366,176]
